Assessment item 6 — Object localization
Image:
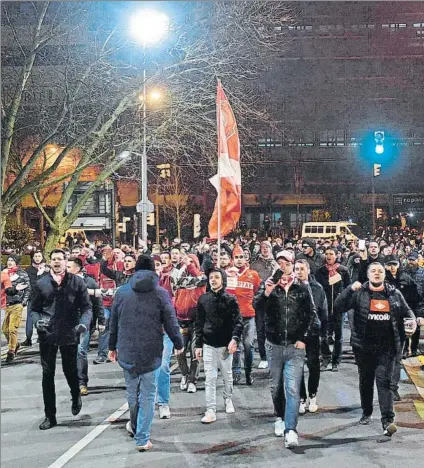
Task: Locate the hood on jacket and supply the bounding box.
[206,267,228,289]
[188,254,201,271]
[129,270,159,293]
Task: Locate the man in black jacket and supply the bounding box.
[334,262,416,437]
[195,268,243,424]
[295,259,328,414]
[22,250,50,347]
[254,250,317,449]
[30,249,92,430]
[295,238,325,277]
[67,257,105,396]
[384,254,424,400]
[315,246,351,372]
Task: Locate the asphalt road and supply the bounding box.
[1,338,423,468]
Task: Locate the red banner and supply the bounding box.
[208,80,241,239]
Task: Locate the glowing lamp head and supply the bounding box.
[129,10,170,45]
[375,144,384,154]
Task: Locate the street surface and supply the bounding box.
[2,322,424,468]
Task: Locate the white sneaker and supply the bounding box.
[224,398,235,414]
[126,421,134,437]
[285,430,299,448]
[180,375,188,391]
[201,409,217,424]
[258,360,269,369]
[299,400,306,414]
[308,396,318,413]
[159,405,171,419]
[187,382,197,393]
[274,417,285,437]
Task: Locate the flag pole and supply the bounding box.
[217,79,221,269]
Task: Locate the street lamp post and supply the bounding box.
[129,10,169,243]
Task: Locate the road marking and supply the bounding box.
[48,402,129,468]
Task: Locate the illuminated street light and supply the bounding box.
[128,9,170,243]
[129,10,170,45]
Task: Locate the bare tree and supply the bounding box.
[1,1,293,252]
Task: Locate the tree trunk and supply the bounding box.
[44,228,62,258]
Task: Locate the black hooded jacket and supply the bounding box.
[195,268,243,348]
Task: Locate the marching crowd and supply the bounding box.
[1,232,424,452]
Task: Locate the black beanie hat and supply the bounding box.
[135,254,155,272]
[302,238,316,250]
[7,254,21,265]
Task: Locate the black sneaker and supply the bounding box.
[233,373,241,385]
[21,338,32,347]
[5,351,15,364]
[359,414,372,425]
[39,417,57,430]
[332,363,339,372]
[71,396,82,416]
[392,390,401,402]
[246,374,254,386]
[93,356,110,365]
[383,422,397,437]
[320,359,330,371]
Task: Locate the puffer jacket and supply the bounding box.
[109,270,183,375]
[173,254,207,321]
[6,268,30,306]
[30,272,92,346]
[254,279,318,346]
[251,255,278,281]
[334,282,416,353]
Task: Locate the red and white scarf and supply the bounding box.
[279,273,295,290]
[326,263,340,277]
[51,270,66,286]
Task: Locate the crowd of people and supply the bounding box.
[1,231,424,452]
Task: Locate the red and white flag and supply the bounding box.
[208,80,241,239]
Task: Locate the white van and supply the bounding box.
[301,222,362,241]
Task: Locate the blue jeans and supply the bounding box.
[97,308,110,359]
[123,367,159,446]
[26,300,33,340]
[157,333,173,406]
[265,341,306,432]
[232,317,255,375]
[77,330,91,386]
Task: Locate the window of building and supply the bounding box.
[413,23,424,28]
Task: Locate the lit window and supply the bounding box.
[413,23,424,28]
[382,24,389,28]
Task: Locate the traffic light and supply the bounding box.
[376,208,383,219]
[373,163,381,177]
[374,131,384,154]
[117,223,126,233]
[147,213,155,226]
[157,163,171,178]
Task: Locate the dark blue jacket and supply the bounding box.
[109,270,183,374]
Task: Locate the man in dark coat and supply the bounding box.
[108,255,183,452]
[30,249,92,430]
[315,246,351,372]
[334,262,416,437]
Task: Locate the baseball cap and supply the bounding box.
[276,250,294,263]
[407,251,418,261]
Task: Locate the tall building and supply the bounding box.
[243,1,424,230]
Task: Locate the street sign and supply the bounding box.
[136,199,155,214]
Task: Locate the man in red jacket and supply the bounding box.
[174,254,207,394]
[226,245,261,385]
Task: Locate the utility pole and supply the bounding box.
[372,163,381,235]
